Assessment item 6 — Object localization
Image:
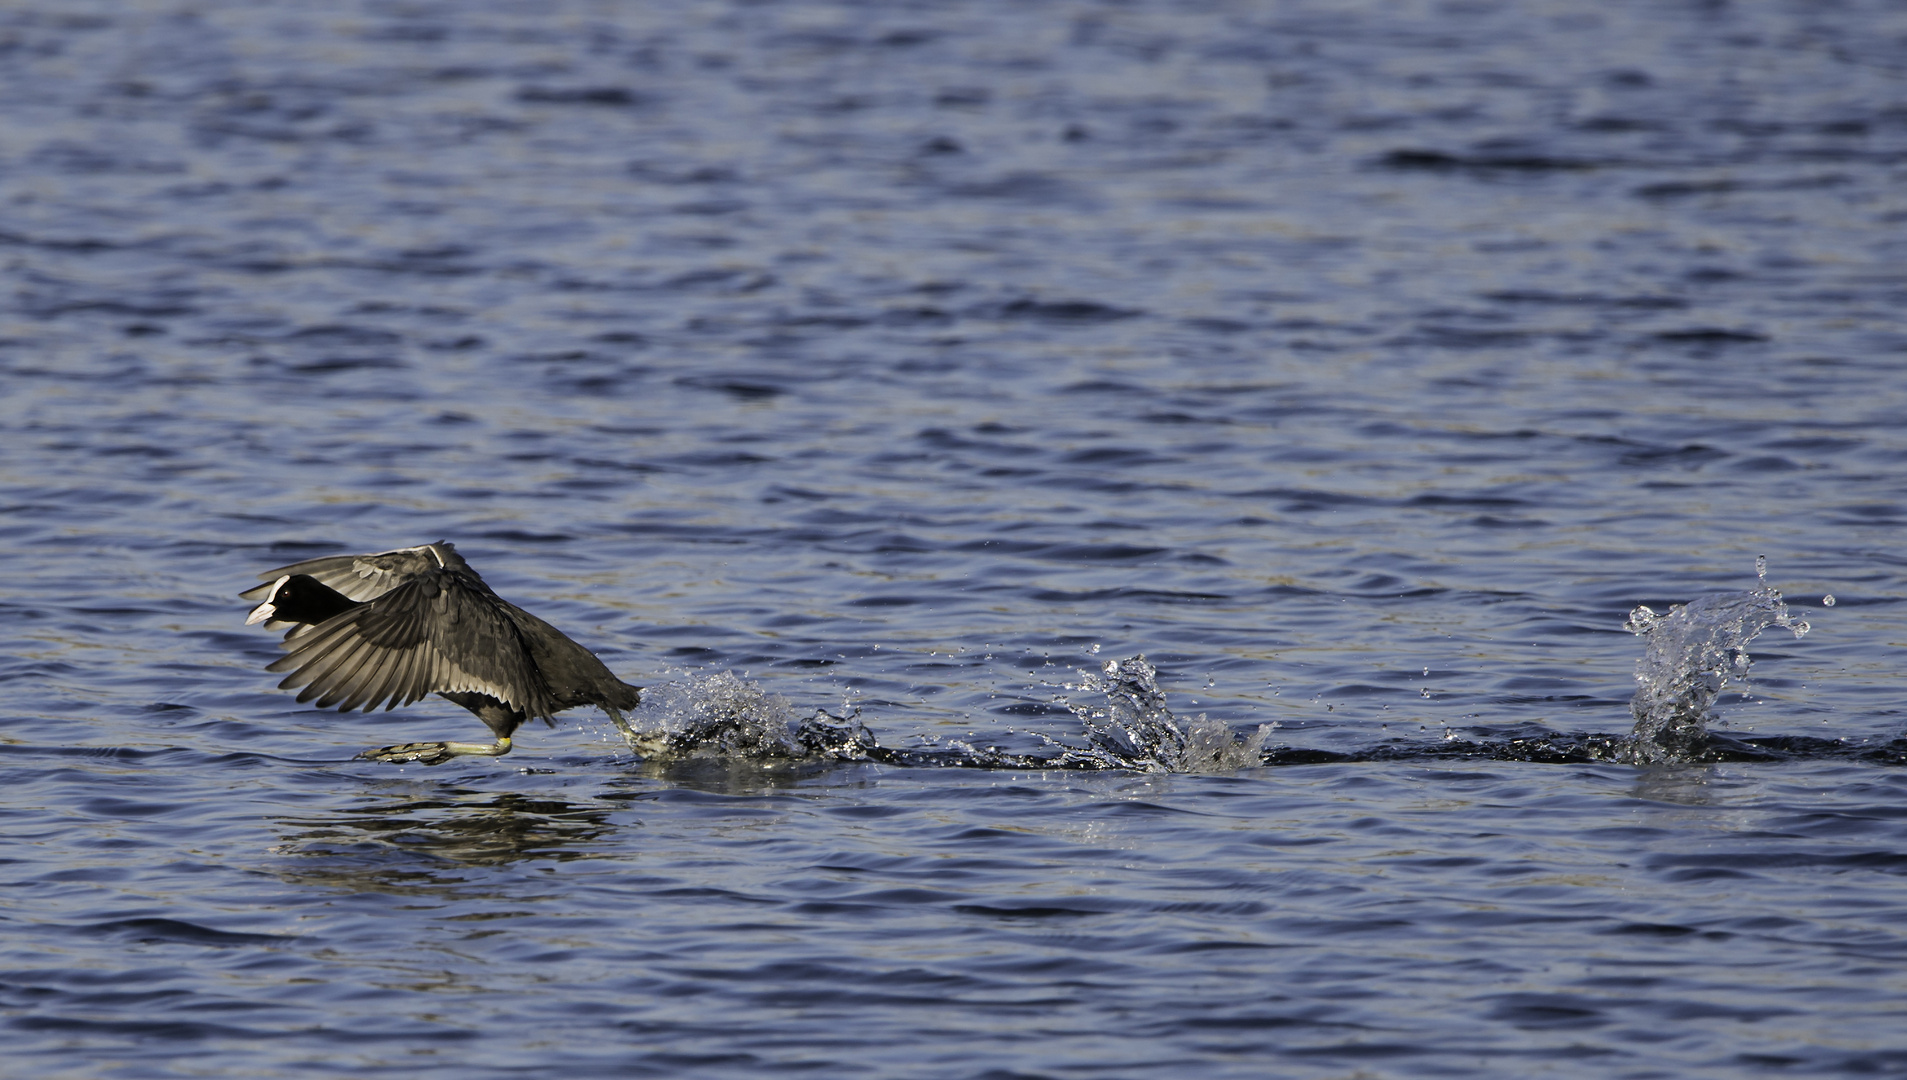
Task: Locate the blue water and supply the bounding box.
[5,0,1907,1075]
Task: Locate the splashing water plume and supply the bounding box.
[1622,557,1810,764]
[619,658,1276,773]
[622,671,877,764]
[616,609,1839,774]
[1053,656,1274,772]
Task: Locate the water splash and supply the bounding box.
[620,671,877,764]
[619,658,1276,773]
[1621,558,1810,764]
[609,623,1855,775]
[1050,656,1274,772]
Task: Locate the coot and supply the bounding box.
[242,542,642,765]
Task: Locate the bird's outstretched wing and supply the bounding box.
[240,544,449,603]
[263,555,555,719]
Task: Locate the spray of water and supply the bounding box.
[1050,656,1274,773]
[1621,556,1810,764]
[620,671,877,764]
[620,658,1273,774]
[610,580,1832,775]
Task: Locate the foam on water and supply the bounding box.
[1621,557,1811,765]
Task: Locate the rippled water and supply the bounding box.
[6,1,1907,1075]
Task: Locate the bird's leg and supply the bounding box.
[603,705,670,758]
[360,736,512,766]
[602,704,637,743]
[364,692,527,765]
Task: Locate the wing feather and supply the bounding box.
[271,628,357,688]
[426,647,453,700]
[299,617,393,706]
[338,642,402,713]
[308,627,395,709]
[267,614,361,672]
[353,603,418,709]
[385,645,418,709]
[333,644,392,721]
[292,640,368,704]
[272,610,371,674]
[389,641,425,709]
[395,645,425,706]
[307,640,381,709]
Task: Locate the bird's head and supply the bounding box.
[245,574,359,627]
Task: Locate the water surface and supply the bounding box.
[4,1,1907,1076]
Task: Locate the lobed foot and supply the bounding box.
[602,705,668,758]
[360,737,512,766]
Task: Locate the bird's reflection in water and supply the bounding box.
[271,788,617,895]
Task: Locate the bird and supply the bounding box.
[241,542,642,765]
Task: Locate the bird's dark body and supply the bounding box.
[242,542,641,763]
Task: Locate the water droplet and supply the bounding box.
[1755,554,1767,581]
[1420,687,1431,698]
[1089,643,1101,654]
[1624,605,1660,635]
[1823,595,1836,607]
